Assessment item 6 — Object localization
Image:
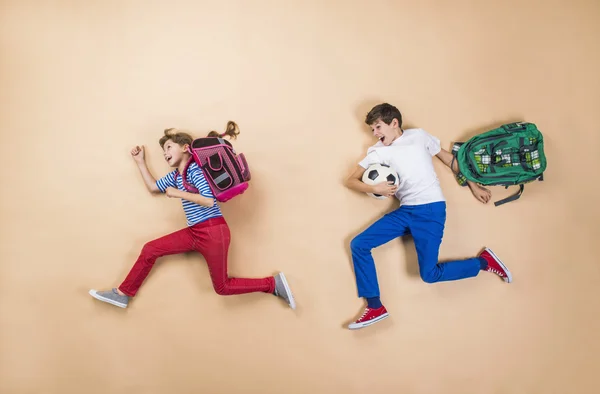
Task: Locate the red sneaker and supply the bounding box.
[348,306,389,330]
[479,247,512,283]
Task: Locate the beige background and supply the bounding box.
[1,0,599,393]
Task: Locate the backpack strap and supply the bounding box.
[174,157,199,193]
[489,141,509,172]
[451,142,469,187]
[494,184,524,206]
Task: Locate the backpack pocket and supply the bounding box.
[202,152,234,190]
[237,153,251,181]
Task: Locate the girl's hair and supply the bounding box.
[159,128,194,148]
[207,120,240,140]
[159,121,240,148]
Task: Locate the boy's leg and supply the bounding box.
[118,227,196,296]
[347,208,410,330]
[350,209,410,299]
[195,221,282,298]
[410,202,481,283]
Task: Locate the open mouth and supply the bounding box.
[165,155,172,162]
[378,136,385,143]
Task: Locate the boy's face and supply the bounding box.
[370,118,400,146]
[162,139,189,167]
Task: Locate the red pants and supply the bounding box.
[119,217,275,297]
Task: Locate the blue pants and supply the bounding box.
[350,201,481,298]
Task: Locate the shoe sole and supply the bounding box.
[277,273,296,310]
[89,290,128,308]
[348,312,389,330]
[484,247,512,283]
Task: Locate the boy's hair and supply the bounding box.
[159,121,241,148]
[365,103,402,128]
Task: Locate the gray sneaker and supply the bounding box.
[89,288,129,308]
[274,273,296,310]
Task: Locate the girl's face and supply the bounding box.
[162,139,188,167]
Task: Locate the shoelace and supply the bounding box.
[358,308,372,321]
[487,267,504,276]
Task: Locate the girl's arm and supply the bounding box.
[131,145,160,194]
[136,160,160,193]
[165,187,214,208]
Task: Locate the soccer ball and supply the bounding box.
[361,163,399,200]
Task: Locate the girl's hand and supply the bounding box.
[165,187,180,198]
[131,145,145,163]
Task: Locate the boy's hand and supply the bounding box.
[165,187,180,198]
[468,182,491,204]
[372,181,398,197]
[131,145,145,163]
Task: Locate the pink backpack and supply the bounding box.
[180,137,251,202]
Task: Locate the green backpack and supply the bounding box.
[451,122,547,206]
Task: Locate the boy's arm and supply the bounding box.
[435,148,492,204]
[435,148,460,174]
[165,187,214,208]
[344,165,397,197]
[131,146,160,194]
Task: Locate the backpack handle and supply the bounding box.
[504,122,528,132]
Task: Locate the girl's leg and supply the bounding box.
[90,227,196,308]
[194,221,275,295]
[118,227,196,296]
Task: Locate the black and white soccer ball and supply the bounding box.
[361,163,399,200]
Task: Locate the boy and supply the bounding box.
[344,103,511,330]
[89,126,295,309]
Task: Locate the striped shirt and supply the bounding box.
[156,162,223,226]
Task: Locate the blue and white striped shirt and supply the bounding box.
[156,162,223,226]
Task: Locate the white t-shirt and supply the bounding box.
[358,128,446,206]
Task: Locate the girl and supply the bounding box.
[89,121,296,309]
